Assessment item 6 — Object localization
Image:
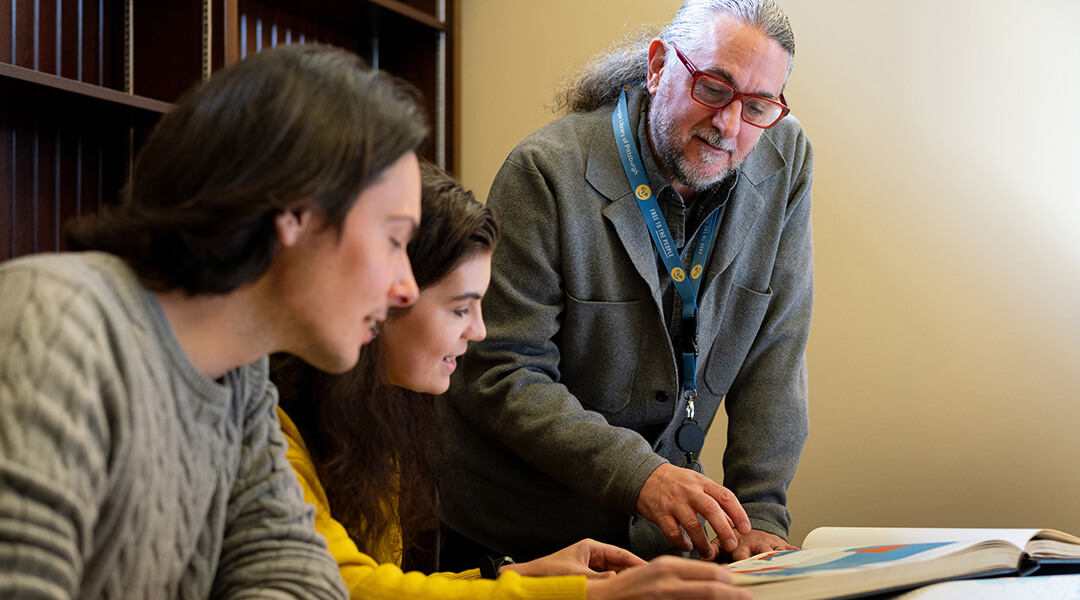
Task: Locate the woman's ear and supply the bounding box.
[274,207,310,248]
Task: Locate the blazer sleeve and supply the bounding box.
[721,127,814,538]
[457,152,667,516]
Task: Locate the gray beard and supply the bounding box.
[648,98,740,194]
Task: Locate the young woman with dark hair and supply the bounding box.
[274,161,498,571]
[273,163,751,600]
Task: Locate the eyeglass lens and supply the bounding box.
[693,78,783,127]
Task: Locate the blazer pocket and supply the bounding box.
[560,294,642,414]
[703,284,772,395]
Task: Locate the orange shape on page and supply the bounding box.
[736,566,790,574]
[854,545,907,553]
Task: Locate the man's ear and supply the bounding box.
[646,38,667,95]
[274,206,312,249]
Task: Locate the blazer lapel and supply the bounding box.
[604,196,662,306]
[706,178,765,284]
[586,107,664,309]
[703,125,788,290]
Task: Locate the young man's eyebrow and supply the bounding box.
[389,216,419,241]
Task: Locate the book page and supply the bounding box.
[729,541,986,585]
[802,527,1045,550]
[890,573,1080,599]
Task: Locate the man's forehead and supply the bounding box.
[692,16,790,94]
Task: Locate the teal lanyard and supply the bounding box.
[611,88,718,398]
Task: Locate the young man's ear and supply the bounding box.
[274,206,311,248]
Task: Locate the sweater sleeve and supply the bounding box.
[277,409,586,600]
[0,266,118,600]
[210,381,347,600]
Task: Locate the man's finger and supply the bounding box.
[698,505,737,554]
[675,506,713,558]
[731,544,754,562]
[703,480,751,534]
[701,539,723,562]
[657,514,693,552]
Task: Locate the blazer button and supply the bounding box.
[655,391,670,402]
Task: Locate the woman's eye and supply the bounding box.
[453,308,470,318]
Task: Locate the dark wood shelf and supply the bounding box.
[2,0,455,261]
[368,0,446,30]
[0,62,172,115]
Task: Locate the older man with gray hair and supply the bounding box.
[440,0,813,569]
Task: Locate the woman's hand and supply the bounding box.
[584,555,751,599]
[502,538,647,578]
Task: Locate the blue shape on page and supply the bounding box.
[760,550,800,561]
[746,543,952,578]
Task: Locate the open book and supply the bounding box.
[727,527,1080,600]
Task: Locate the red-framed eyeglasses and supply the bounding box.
[671,42,790,129]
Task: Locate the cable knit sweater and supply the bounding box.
[0,252,347,600]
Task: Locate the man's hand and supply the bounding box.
[503,538,647,578]
[708,529,798,562]
[636,463,751,559]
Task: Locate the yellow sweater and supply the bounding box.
[278,408,586,599]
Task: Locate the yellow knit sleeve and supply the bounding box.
[361,567,584,600]
[278,408,586,600]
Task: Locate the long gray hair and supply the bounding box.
[553,0,795,114]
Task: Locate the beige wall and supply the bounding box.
[457,0,1080,545]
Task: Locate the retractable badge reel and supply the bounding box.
[676,392,705,473]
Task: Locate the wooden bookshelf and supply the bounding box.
[1,0,456,260]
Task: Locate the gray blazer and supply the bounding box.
[439,87,813,559]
